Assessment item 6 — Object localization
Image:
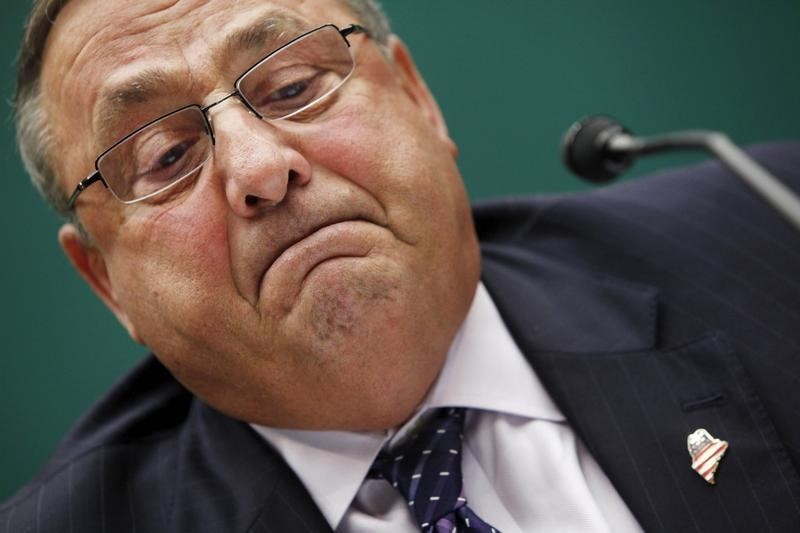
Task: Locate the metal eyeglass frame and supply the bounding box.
[66,23,369,210]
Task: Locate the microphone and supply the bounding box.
[561,115,800,231]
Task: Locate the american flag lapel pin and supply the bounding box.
[687,428,728,485]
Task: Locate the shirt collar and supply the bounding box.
[421,282,564,421]
[250,282,564,529]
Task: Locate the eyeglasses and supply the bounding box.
[67,23,368,209]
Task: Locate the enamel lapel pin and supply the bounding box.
[687,428,729,485]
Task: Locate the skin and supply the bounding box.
[41,0,481,430]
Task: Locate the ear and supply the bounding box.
[58,223,142,343]
[387,35,458,158]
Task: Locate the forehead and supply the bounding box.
[39,0,354,183]
[44,0,354,72]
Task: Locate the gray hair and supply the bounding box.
[14,0,391,220]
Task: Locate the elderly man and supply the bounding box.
[3,0,800,531]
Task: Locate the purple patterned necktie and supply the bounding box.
[369,408,501,533]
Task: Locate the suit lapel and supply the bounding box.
[168,400,332,533]
[482,244,800,532]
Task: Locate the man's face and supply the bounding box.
[40,0,480,430]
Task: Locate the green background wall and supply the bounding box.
[2,1,798,500]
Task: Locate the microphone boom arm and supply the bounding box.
[606,130,800,231]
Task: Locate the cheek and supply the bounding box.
[300,94,465,243]
[106,204,235,339]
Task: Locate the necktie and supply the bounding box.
[369,408,501,533]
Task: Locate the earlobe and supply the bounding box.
[58,223,141,343]
[387,35,459,157]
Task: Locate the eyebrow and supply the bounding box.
[92,11,308,147]
[217,13,306,64]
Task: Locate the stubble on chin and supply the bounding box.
[305,266,401,345]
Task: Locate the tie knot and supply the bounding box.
[371,407,465,476]
[369,408,466,527]
[369,408,501,532]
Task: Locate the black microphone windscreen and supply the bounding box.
[561,115,634,183]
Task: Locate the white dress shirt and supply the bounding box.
[252,283,643,532]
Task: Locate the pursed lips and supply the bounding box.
[254,208,389,300]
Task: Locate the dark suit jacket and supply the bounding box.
[3,142,800,532]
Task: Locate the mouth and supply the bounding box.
[268,214,370,268]
[256,216,388,303]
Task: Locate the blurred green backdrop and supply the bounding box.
[1,1,798,500]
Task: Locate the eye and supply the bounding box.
[130,132,207,195]
[256,70,322,111]
[242,65,336,118]
[137,136,200,181]
[267,79,312,103]
[97,106,211,202]
[156,141,192,171]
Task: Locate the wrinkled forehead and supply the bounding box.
[39,0,354,182]
[43,0,354,72]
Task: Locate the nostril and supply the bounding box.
[288,169,299,182]
[244,194,258,207]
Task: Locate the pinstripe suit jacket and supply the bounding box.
[3,142,800,532]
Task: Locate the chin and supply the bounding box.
[241,238,478,430]
[269,264,447,426]
[294,258,406,347]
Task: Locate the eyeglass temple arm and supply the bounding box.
[67,171,106,210]
[340,24,370,41]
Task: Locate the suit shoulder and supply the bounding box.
[0,356,192,530]
[475,141,800,251]
[472,193,564,245]
[592,140,800,209]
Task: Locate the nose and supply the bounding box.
[207,100,311,218]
